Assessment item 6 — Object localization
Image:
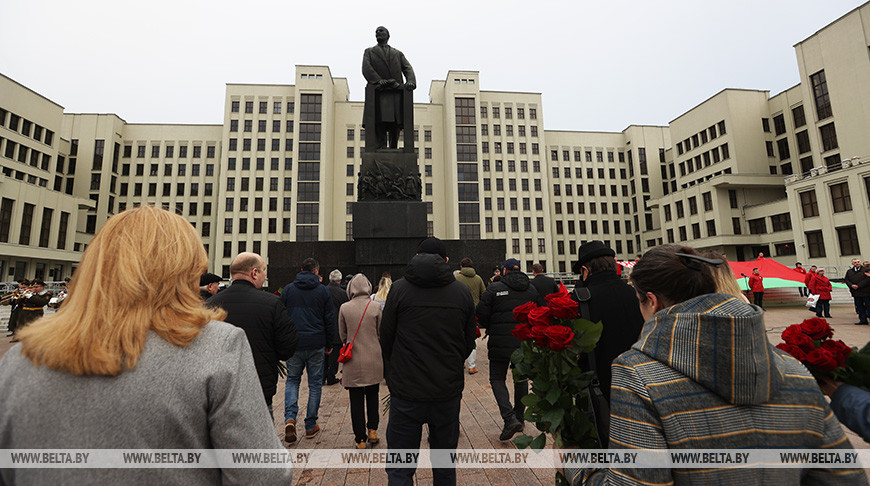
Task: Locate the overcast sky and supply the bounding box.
[1,0,864,132]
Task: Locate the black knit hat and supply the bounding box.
[200,272,222,286]
[417,237,447,259]
[572,240,615,273]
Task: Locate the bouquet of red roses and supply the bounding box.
[510,283,603,461]
[776,318,851,375]
[777,318,870,391]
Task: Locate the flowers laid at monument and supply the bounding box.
[776,318,870,389]
[510,284,603,457]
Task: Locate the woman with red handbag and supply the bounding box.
[338,273,384,449]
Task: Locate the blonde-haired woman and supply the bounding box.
[341,273,383,449]
[371,275,392,310]
[0,206,290,485]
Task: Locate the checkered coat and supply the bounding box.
[577,293,867,485]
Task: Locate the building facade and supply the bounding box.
[1,2,868,283]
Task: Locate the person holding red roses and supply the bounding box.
[569,240,644,401]
[477,257,542,441]
[570,245,865,485]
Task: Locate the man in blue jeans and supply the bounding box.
[280,258,336,442]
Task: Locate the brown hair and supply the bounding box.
[702,251,748,303]
[630,245,716,308]
[18,206,226,376]
[583,255,617,275]
[460,257,473,268]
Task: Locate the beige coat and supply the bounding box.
[339,274,383,388]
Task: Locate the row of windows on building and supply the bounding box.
[480,124,538,138]
[117,181,215,198]
[556,238,634,259]
[484,215,546,234]
[554,218,634,238]
[230,100,295,116]
[552,166,630,181]
[1,137,53,172]
[553,182,631,198]
[551,148,628,164]
[1,165,49,189]
[0,108,55,147]
[676,120,726,156]
[122,143,217,159]
[119,163,216,178]
[479,106,537,120]
[0,198,70,250]
[798,179,869,219]
[677,143,730,178]
[554,200,632,216]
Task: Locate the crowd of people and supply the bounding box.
[1,205,869,485]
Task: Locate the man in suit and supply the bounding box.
[362,26,416,149]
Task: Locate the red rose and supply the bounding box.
[785,332,817,353]
[781,324,804,343]
[513,301,538,324]
[820,339,852,367]
[547,294,579,320]
[545,283,570,304]
[776,342,808,362]
[543,325,575,351]
[528,306,553,327]
[511,323,533,341]
[800,318,833,340]
[528,325,549,347]
[805,348,839,373]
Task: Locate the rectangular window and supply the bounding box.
[38,208,53,248]
[19,203,35,245]
[792,105,806,128]
[57,211,69,249]
[810,70,832,120]
[773,114,786,135]
[819,123,838,152]
[837,226,860,256]
[777,138,790,161]
[732,217,741,235]
[796,130,811,154]
[830,182,852,212]
[806,230,825,258]
[800,190,819,218]
[770,213,792,232]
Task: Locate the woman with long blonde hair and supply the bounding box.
[371,275,392,310]
[0,206,291,485]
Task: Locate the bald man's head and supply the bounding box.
[230,252,267,288]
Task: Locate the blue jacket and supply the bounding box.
[280,272,336,351]
[831,384,870,443]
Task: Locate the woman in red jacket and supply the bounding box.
[749,268,764,308]
[814,268,833,318]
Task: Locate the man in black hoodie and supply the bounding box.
[380,237,476,486]
[477,258,540,441]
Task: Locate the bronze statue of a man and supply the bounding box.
[362,26,416,149]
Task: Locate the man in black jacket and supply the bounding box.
[207,252,298,415]
[571,241,644,402]
[381,237,476,486]
[324,269,348,385]
[477,258,540,441]
[530,263,558,298]
[844,258,870,325]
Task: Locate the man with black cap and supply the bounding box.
[380,237,476,486]
[572,241,644,402]
[477,257,540,441]
[199,272,222,300]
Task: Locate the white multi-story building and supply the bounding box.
[2,2,869,281]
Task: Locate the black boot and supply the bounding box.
[499,418,524,441]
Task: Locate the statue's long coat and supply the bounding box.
[362,44,415,127]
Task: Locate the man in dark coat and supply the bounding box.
[362,26,416,149]
[207,253,297,414]
[4,279,29,339]
[199,272,221,301]
[844,258,870,325]
[571,241,645,402]
[13,279,51,340]
[530,263,558,298]
[477,258,540,441]
[324,269,348,385]
[381,237,476,485]
[280,258,336,442]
